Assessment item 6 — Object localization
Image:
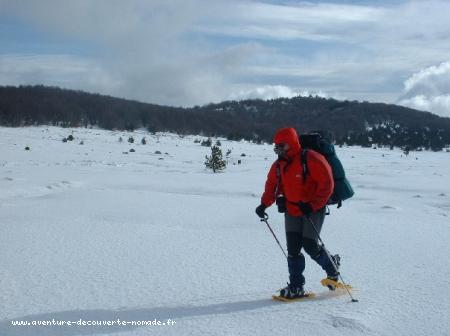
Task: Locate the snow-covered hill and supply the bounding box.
[1,126,449,336]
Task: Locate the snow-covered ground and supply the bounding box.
[1,126,449,336]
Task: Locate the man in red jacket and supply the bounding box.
[255,127,340,299]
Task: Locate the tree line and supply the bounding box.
[1,85,450,151]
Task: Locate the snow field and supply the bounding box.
[0,126,449,336]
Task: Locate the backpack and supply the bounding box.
[299,131,354,208]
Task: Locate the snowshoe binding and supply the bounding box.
[272,283,315,302]
[321,255,352,291]
[279,283,306,299]
[321,277,353,291]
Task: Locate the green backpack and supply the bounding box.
[299,131,354,208]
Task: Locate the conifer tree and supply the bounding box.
[205,145,226,173]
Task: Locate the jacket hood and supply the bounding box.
[273,127,301,158]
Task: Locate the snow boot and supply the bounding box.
[287,253,306,289]
[313,250,341,289]
[327,254,341,278]
[313,249,340,276]
[279,283,306,299]
[325,254,341,290]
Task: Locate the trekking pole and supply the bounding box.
[306,216,358,303]
[261,214,287,259]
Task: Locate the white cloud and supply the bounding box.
[398,61,450,117]
[403,61,450,95]
[229,85,299,100]
[1,1,450,107]
[228,85,331,101]
[0,54,121,93]
[195,1,384,42]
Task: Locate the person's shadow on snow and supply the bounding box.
[0,298,280,336]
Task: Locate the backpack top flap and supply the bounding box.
[299,133,321,151]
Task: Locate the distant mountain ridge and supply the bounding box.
[1,85,449,150]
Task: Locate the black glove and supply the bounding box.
[255,204,267,219]
[298,202,313,217]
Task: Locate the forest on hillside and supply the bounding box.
[1,85,449,151]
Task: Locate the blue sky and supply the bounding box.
[1,0,449,116]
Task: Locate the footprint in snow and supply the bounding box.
[46,181,76,190]
[381,205,396,210]
[413,195,422,198]
[327,315,370,333]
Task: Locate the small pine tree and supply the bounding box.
[205,145,226,173]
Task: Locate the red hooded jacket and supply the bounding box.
[261,127,334,216]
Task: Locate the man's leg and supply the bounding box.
[302,209,339,277]
[286,232,305,287]
[285,214,305,288]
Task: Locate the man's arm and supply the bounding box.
[307,151,334,210]
[261,162,279,207]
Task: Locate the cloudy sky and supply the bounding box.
[1,0,449,117]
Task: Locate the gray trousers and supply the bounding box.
[284,208,332,286]
[284,207,327,260]
[285,208,326,238]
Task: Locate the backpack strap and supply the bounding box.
[274,161,281,197]
[274,158,291,197]
[301,149,309,182]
